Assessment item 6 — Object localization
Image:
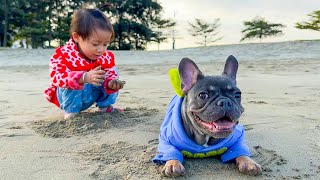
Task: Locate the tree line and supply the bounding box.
[0,0,319,50]
[189,10,319,47]
[0,0,175,50]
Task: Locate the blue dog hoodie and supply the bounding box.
[152,95,251,164]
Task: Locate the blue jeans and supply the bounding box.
[57,84,119,113]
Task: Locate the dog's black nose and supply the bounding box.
[217,99,233,109]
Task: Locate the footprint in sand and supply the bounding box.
[243,124,254,131]
[7,126,23,129]
[248,100,268,104]
[251,145,287,173]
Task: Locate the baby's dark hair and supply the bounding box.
[70,8,114,41]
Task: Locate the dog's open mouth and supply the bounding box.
[192,112,236,132]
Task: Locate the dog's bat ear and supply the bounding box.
[179,58,204,94]
[223,55,238,82]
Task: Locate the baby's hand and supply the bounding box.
[84,66,105,86]
[107,79,126,90]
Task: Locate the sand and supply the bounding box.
[0,55,320,179]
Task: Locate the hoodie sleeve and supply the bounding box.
[152,133,184,164]
[49,49,85,90]
[100,51,120,94]
[102,67,119,94]
[220,127,251,163]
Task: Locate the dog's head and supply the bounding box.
[180,55,244,139]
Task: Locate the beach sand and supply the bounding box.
[0,54,320,179]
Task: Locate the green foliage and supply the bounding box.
[0,0,23,47]
[152,18,176,50]
[241,17,285,42]
[1,0,170,49]
[102,0,171,50]
[188,18,222,47]
[1,0,68,47]
[296,10,320,31]
[17,0,50,48]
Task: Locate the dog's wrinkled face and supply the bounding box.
[180,56,244,138]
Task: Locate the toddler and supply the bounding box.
[44,7,125,119]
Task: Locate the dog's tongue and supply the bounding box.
[200,119,235,131]
[212,120,235,130]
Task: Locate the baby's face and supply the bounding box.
[76,28,112,60]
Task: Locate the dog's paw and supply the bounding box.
[236,156,262,176]
[161,160,186,177]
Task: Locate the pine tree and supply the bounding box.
[241,17,284,42]
[296,10,320,31]
[189,18,222,47]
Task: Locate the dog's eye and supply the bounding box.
[234,92,241,98]
[198,92,209,99]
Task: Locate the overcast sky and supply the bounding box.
[148,0,320,50]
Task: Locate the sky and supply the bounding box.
[148,0,320,50]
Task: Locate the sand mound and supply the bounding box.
[30,107,159,138]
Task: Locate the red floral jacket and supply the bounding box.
[44,38,118,107]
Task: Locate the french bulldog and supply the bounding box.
[152,55,261,177]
